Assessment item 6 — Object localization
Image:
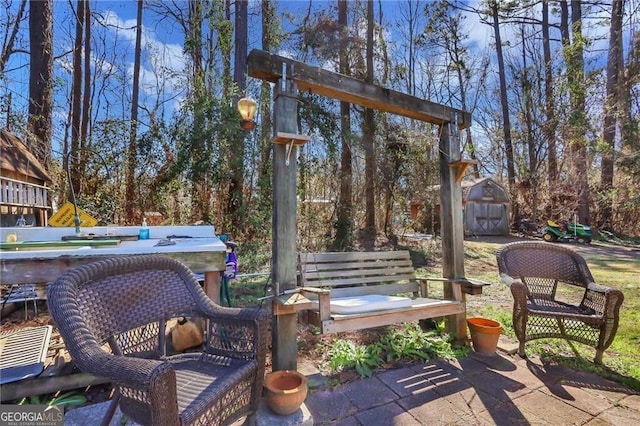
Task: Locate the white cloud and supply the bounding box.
[99,9,187,97]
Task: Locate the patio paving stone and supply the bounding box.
[538,378,620,416]
[304,386,358,423]
[340,376,398,410]
[475,400,544,426]
[397,388,472,424]
[355,401,421,426]
[510,389,593,425]
[562,369,640,403]
[585,404,640,425]
[464,368,533,403]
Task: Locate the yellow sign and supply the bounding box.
[49,201,98,227]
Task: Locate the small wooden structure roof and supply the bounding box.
[0,129,51,183]
[1,129,52,227]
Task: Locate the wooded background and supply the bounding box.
[1,0,638,249]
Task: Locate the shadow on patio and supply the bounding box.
[304,351,640,425]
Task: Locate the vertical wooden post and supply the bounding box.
[272,65,299,371]
[439,116,468,342]
[203,272,221,305]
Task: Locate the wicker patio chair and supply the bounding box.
[496,241,623,364]
[47,255,268,426]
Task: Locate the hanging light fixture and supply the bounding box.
[237,97,257,130]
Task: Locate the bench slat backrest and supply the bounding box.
[299,251,418,295]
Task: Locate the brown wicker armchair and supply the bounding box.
[496,241,623,364]
[47,255,268,426]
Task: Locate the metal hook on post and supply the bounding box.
[285,140,294,166]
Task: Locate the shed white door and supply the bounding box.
[467,202,508,235]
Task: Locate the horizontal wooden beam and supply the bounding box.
[247,49,471,129]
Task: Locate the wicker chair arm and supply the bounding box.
[586,281,617,295]
[76,350,168,391]
[193,291,265,320]
[199,302,268,325]
[498,272,518,287]
[499,273,528,307]
[584,282,624,316]
[86,353,179,424]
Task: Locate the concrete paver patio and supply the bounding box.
[65,351,640,425]
[303,352,640,425]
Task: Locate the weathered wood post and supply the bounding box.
[272,64,300,371]
[439,115,468,341]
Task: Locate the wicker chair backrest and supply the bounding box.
[497,241,594,287]
[49,256,203,356]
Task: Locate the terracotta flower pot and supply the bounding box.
[264,370,308,415]
[467,317,502,354]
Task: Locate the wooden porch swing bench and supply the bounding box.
[275,251,488,335]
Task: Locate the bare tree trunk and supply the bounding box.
[572,1,589,225]
[230,0,248,231]
[490,0,517,221]
[216,0,232,225]
[27,0,53,170]
[403,0,419,96]
[258,0,274,214]
[363,0,376,245]
[520,27,538,222]
[222,0,232,99]
[188,0,208,223]
[79,0,91,196]
[618,32,640,232]
[599,0,624,231]
[621,34,640,159]
[542,0,557,188]
[451,34,479,178]
[125,0,143,223]
[334,0,352,250]
[561,0,590,224]
[69,0,85,197]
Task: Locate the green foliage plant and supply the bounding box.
[327,322,467,378]
[327,340,383,378]
[381,323,434,362]
[18,390,87,407]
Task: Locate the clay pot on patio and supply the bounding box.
[264,370,308,415]
[467,317,502,354]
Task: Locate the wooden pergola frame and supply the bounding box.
[247,49,471,371]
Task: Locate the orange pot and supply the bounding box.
[467,317,502,354]
[264,370,308,415]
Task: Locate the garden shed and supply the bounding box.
[463,177,510,236]
[410,177,510,236]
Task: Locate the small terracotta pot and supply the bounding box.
[467,317,502,354]
[264,370,308,415]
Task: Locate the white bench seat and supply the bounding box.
[311,294,412,315]
[297,251,467,334]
